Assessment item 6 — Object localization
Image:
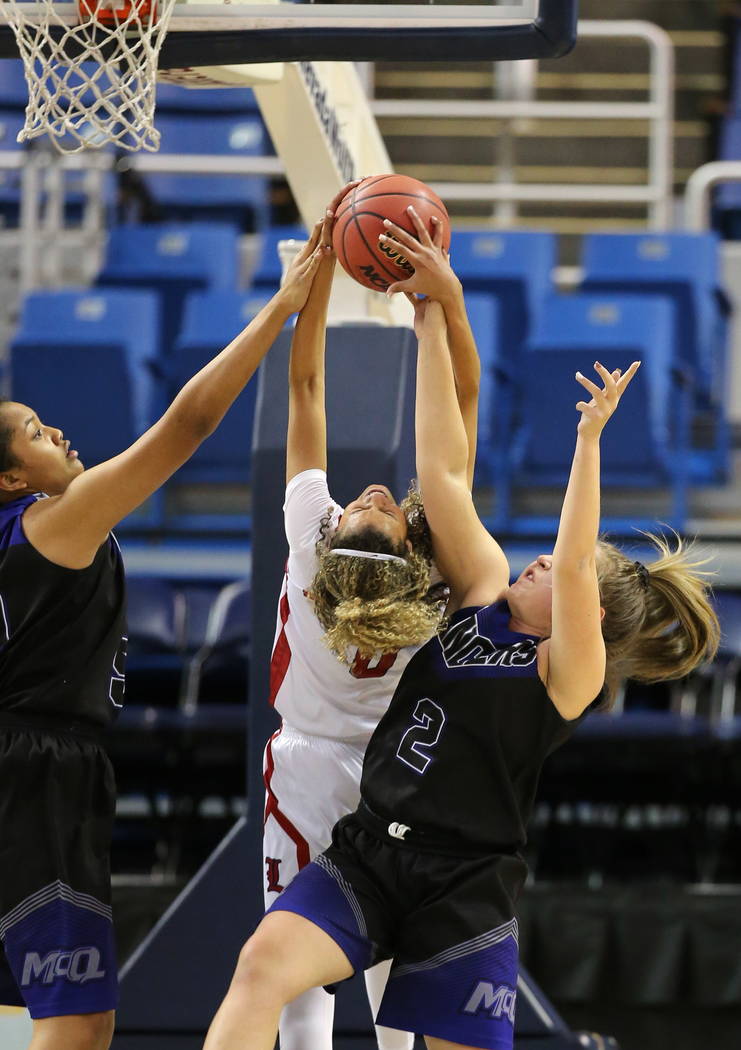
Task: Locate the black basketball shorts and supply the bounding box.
[0,726,118,1019]
[269,811,527,1050]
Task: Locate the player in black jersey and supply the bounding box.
[204,214,720,1050]
[0,230,330,1050]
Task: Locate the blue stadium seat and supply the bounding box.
[181,578,250,717]
[170,290,274,494]
[250,224,307,293]
[581,231,730,483]
[9,288,162,468]
[0,60,31,109]
[509,292,690,532]
[140,113,271,231]
[125,577,185,707]
[449,229,556,375]
[581,232,727,399]
[463,292,509,492]
[156,81,260,114]
[96,223,240,357]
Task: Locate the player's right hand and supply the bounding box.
[575,360,641,440]
[381,206,461,304]
[321,178,364,249]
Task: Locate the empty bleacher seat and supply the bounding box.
[171,290,273,492]
[580,232,730,484]
[181,578,250,717]
[581,231,727,394]
[156,82,260,114]
[140,113,272,231]
[97,223,240,356]
[463,291,509,491]
[0,59,32,109]
[511,292,690,532]
[449,229,556,372]
[9,288,161,466]
[124,577,185,707]
[250,224,306,294]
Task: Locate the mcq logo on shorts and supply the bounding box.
[462,981,516,1025]
[21,946,106,987]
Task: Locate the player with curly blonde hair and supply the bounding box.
[261,188,481,1050]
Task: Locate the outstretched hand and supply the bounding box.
[320,178,364,252]
[279,221,329,314]
[379,205,460,303]
[575,360,641,439]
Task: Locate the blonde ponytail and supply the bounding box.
[597,531,720,705]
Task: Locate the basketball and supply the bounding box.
[332,174,451,293]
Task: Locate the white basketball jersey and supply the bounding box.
[268,469,419,744]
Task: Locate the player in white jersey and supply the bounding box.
[263,191,481,1050]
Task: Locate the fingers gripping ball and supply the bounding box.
[332,174,451,292]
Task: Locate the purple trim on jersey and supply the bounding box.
[0,884,117,1018]
[0,494,41,551]
[378,920,518,1050]
[266,860,374,977]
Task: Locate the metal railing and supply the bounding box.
[371,19,675,228]
[1,18,675,293]
[684,161,741,232]
[0,150,285,291]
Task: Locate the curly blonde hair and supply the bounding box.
[597,530,720,705]
[311,485,444,661]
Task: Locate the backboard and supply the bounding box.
[0,0,578,64]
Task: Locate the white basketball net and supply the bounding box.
[0,0,178,152]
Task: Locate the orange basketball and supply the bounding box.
[332,174,451,293]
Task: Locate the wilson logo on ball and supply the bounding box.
[378,238,414,275]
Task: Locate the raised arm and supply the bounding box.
[22,229,326,569]
[413,298,509,613]
[383,208,480,490]
[543,360,641,720]
[285,181,363,484]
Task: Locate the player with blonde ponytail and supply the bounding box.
[260,187,481,1050]
[206,209,720,1050]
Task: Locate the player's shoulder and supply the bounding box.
[285,467,331,501]
[0,492,45,548]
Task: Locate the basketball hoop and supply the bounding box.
[0,0,178,152]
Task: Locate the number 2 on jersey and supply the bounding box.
[396,698,446,774]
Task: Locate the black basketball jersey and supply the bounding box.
[360,601,591,852]
[0,493,127,729]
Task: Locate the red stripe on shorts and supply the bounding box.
[263,727,311,870]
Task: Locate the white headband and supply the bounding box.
[329,548,408,567]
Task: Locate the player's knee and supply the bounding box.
[231,932,289,1004]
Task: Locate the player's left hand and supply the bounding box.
[380,205,461,304]
[279,220,328,313]
[575,360,641,440]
